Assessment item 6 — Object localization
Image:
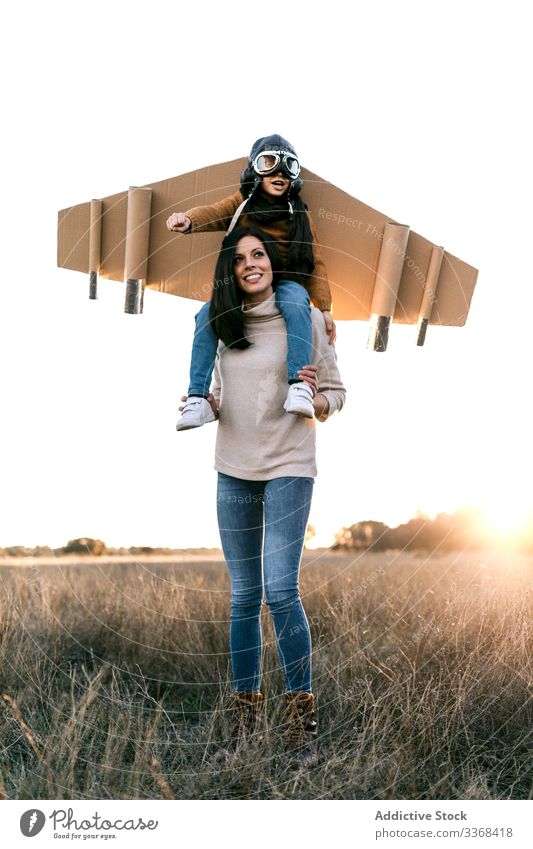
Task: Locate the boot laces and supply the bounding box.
[228,693,263,741]
[284,696,318,746]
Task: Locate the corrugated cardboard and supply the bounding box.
[57,158,478,325]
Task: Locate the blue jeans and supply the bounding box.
[216,473,314,693]
[188,280,312,396]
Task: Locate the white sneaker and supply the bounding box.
[176,397,216,431]
[283,382,314,418]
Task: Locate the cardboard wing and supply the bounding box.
[57,158,478,346]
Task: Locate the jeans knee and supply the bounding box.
[276,280,310,306]
[264,587,300,615]
[231,593,262,618]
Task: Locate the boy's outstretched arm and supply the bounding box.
[167,192,243,235]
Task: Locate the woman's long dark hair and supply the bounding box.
[208,225,283,350]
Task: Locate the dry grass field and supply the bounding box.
[0,549,531,800]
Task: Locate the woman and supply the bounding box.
[185,225,346,767]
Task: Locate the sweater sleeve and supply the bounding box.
[307,212,333,313]
[312,309,346,418]
[185,191,243,233]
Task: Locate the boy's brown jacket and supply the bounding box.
[185,190,332,312]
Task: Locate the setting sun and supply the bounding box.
[480,503,532,544]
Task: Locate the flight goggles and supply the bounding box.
[252,150,301,179]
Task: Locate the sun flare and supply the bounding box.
[481,503,532,542]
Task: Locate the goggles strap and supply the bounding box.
[225,196,250,236]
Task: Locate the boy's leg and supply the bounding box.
[188,301,218,398]
[275,280,312,383]
[276,281,314,418]
[176,301,218,430]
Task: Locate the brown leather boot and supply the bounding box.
[212,691,264,763]
[281,691,319,768]
[228,691,265,744]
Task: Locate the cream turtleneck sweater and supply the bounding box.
[211,293,346,480]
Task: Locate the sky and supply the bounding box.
[1,0,531,549]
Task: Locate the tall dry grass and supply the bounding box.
[0,550,531,799]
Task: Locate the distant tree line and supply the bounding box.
[2,511,532,558]
[0,538,184,558]
[333,509,533,552]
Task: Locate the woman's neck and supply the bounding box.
[242,288,274,309]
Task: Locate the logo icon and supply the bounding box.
[20,810,46,837]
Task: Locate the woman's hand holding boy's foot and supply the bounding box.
[176,394,218,431]
[321,310,336,344]
[297,365,330,422]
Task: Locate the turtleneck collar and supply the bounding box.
[241,292,280,322]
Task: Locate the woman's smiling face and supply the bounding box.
[233,235,274,304]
